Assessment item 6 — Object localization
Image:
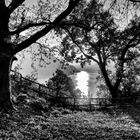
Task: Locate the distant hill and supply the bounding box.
[76,64,99,74]
[59,64,80,76]
[59,63,99,76]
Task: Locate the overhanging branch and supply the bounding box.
[60,22,93,31]
[61,26,99,64]
[10,21,52,35]
[13,0,81,54]
[129,0,140,2]
[8,0,25,14]
[120,32,140,61]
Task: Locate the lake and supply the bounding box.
[71,71,98,98]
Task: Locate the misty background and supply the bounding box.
[12,46,100,98]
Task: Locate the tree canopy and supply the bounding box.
[0,0,81,111]
[46,69,77,107]
[1,0,140,111]
[53,0,140,101]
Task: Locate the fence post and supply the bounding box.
[39,84,41,92]
[17,74,23,93]
[73,98,76,110]
[19,74,22,85]
[89,98,92,112]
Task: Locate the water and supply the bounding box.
[76,71,89,96]
[75,71,98,98]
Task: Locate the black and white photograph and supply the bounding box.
[1,0,140,139]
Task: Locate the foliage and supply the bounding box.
[1,105,140,139]
[46,69,77,107]
[11,71,50,113]
[0,0,81,111]
[27,99,49,113]
[100,0,140,28]
[55,1,120,96]
[120,56,140,100]
[54,0,140,100]
[11,71,38,95]
[8,0,81,66]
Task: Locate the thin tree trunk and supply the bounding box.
[0,55,14,112]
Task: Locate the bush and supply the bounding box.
[51,109,62,117]
[27,97,49,113]
[61,108,72,115]
[13,94,28,105]
[28,101,49,113]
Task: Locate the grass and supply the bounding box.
[0,105,140,139]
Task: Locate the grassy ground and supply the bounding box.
[0,105,140,140]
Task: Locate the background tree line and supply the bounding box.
[52,0,140,103]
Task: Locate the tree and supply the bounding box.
[101,0,140,25]
[0,0,81,111]
[46,69,77,107]
[55,1,140,101]
[120,54,140,98]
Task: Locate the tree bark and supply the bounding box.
[99,64,119,103]
[0,55,14,112]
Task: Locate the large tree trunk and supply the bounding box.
[99,64,119,103]
[0,55,14,112]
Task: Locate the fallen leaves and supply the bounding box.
[0,106,140,139]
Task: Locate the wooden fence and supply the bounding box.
[58,96,140,111]
[10,70,140,111]
[10,70,55,97]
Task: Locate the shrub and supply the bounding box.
[61,108,72,115]
[51,109,62,117]
[13,94,28,105]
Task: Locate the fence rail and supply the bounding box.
[10,70,140,111]
[10,70,55,96]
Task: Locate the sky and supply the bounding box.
[24,0,38,6]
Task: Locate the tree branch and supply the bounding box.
[62,26,99,64]
[60,22,93,31]
[120,32,140,61]
[8,0,25,14]
[129,0,140,2]
[10,21,52,35]
[14,0,81,54]
[60,21,113,32]
[0,0,6,8]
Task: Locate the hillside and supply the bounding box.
[1,105,140,139]
[60,64,80,76]
[6,71,140,139]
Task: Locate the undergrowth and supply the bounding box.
[0,104,140,139]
